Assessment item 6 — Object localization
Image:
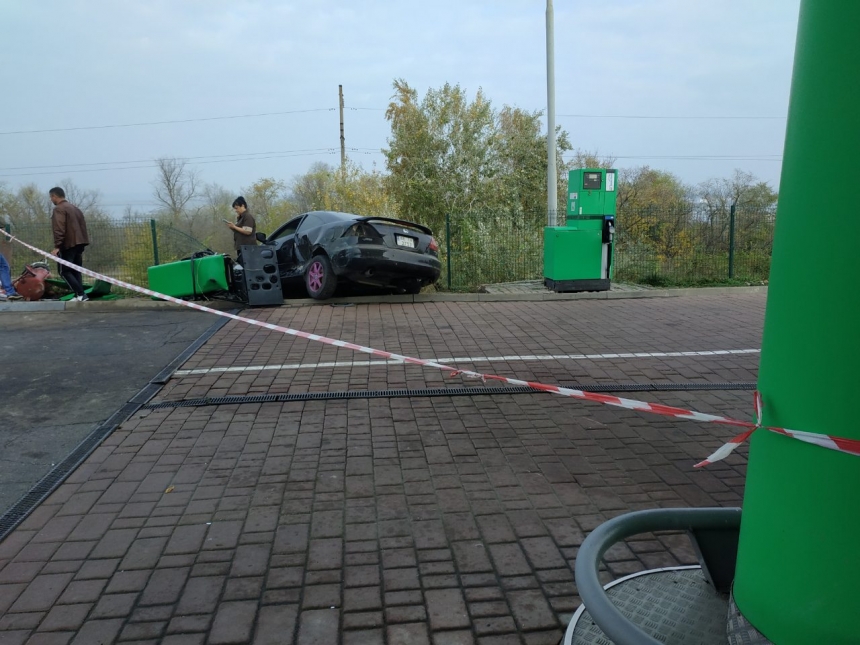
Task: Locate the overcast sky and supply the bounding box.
[1,1,800,217]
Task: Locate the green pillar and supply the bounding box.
[732,2,860,643]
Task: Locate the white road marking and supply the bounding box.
[173,348,760,377]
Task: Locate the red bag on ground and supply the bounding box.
[13,262,51,301]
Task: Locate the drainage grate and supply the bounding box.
[143,382,757,410]
[0,401,141,540]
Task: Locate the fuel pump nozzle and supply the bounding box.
[602,216,615,244]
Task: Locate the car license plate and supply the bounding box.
[395,235,416,248]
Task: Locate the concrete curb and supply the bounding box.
[0,298,240,313]
[0,285,767,313]
[413,285,768,303]
[0,300,66,312]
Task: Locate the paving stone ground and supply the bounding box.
[479,280,653,295]
[0,292,764,644]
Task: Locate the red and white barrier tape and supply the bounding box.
[692,392,764,467]
[5,230,860,467]
[692,371,860,466]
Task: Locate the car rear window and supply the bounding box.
[320,212,359,224]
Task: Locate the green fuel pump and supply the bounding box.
[544,168,617,292]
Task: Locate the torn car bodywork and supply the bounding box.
[260,211,442,298]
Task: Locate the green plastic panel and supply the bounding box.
[147,254,229,298]
[543,227,603,280]
[567,168,617,220]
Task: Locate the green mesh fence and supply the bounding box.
[3,220,210,290]
[439,210,547,289]
[4,207,774,294]
[613,206,775,286]
[440,206,775,290]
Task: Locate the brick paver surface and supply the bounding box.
[0,293,764,644]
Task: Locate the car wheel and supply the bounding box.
[305,255,337,300]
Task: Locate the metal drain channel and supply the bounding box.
[143,382,757,410]
[0,401,140,540]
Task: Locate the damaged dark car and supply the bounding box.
[257,211,442,300]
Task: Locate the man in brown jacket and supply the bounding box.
[49,187,90,301]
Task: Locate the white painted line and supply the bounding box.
[174,348,760,377]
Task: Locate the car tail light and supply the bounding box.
[429,237,439,252]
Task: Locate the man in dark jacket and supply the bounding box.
[225,195,257,266]
[49,187,90,301]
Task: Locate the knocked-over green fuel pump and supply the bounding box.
[544,168,617,292]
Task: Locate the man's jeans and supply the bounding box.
[0,252,18,296]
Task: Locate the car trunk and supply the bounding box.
[366,220,434,254]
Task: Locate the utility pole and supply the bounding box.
[546,0,558,227]
[338,85,346,171]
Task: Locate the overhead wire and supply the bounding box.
[0,150,338,178]
[351,147,782,161]
[0,105,786,137]
[0,148,338,172]
[343,106,786,119]
[557,113,785,120]
[0,104,785,178]
[606,155,782,161]
[0,147,784,179]
[0,108,335,136]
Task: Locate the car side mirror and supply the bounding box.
[255,232,267,243]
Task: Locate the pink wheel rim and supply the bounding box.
[308,261,324,292]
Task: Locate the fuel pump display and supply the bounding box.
[544,168,617,292]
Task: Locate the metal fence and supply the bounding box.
[439,209,546,289]
[1,219,209,289]
[3,207,775,294]
[439,206,775,290]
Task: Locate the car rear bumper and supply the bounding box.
[331,246,441,285]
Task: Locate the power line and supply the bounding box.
[355,148,782,161]
[590,155,782,161]
[346,106,786,120]
[101,202,160,207]
[558,113,785,120]
[0,148,337,172]
[0,144,782,179]
[0,108,335,136]
[0,150,338,178]
[0,105,787,138]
